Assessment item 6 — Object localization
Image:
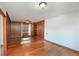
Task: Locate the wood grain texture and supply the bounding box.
[3,16,7,55]
[0,9,7,55]
[4,12,11,55]
[36,20,44,38]
[33,20,44,38]
[31,23,35,37]
[0,9,11,55]
[9,21,33,47]
[7,37,79,56]
[9,22,21,47]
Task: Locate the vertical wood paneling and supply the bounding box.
[36,20,44,38]
[0,9,11,55]
[33,20,44,38]
[9,22,21,47]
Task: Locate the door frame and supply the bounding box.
[0,8,7,55]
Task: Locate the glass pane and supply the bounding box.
[23,24,28,33]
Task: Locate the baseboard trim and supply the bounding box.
[45,40,79,54]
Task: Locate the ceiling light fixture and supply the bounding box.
[39,2,47,8]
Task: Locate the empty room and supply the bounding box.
[0,2,79,56]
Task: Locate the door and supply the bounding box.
[0,9,7,56]
[36,20,44,38]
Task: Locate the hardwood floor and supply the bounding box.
[7,37,79,56]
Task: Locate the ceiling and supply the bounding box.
[1,2,79,22]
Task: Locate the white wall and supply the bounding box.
[45,10,79,51]
[0,15,3,45]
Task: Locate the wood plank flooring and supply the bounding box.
[7,37,79,56]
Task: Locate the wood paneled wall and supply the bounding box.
[8,21,21,47]
[9,21,33,47]
[0,9,11,55]
[0,8,7,55]
[37,20,44,38]
[6,12,11,45]
[31,23,35,37]
[3,16,7,55]
[33,20,44,38]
